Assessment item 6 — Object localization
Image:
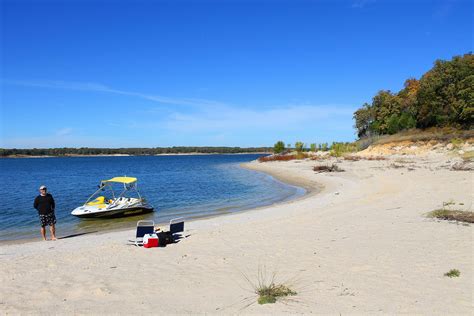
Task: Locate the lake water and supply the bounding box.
[0,154,304,242]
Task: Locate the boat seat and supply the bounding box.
[86,196,105,206]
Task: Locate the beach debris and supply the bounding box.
[451,161,473,171]
[313,164,344,173]
[344,155,386,161]
[389,163,404,169]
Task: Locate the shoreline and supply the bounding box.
[0,161,310,245]
[1,154,472,314]
[1,152,272,159]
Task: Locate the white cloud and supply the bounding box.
[164,104,355,133]
[1,79,228,108]
[1,79,358,147]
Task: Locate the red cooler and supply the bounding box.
[143,233,158,248]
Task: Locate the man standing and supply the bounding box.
[33,185,57,241]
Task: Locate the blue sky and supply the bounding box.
[1,0,472,148]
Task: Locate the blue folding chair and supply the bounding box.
[169,217,185,238]
[132,220,155,246]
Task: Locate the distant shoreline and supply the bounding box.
[1,152,271,158]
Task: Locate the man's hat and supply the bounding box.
[39,185,47,190]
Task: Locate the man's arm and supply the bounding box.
[33,197,39,210]
[50,195,55,211]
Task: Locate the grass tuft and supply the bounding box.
[444,269,461,278]
[427,209,474,223]
[330,142,359,157]
[256,283,297,305]
[461,150,474,162]
[241,265,297,306]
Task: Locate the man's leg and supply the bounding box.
[40,226,47,241]
[50,224,57,241]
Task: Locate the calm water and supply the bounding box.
[0,154,304,241]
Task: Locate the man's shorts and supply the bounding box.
[39,213,56,227]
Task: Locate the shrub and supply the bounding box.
[273,141,285,154]
[258,153,309,162]
[330,142,359,157]
[387,114,401,135]
[450,138,463,149]
[398,112,417,130]
[444,269,461,278]
[295,141,305,152]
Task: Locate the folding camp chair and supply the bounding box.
[169,217,185,239]
[132,220,155,246]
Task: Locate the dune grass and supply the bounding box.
[444,269,461,278]
[242,266,297,306]
[427,209,474,223]
[367,127,474,145]
[461,150,474,162]
[256,283,297,304]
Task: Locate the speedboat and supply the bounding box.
[71,176,154,218]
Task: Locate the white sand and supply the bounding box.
[1,153,472,314]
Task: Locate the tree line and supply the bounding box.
[273,140,355,155]
[0,147,272,157]
[354,53,473,138]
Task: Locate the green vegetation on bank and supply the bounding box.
[0,147,271,157]
[271,140,358,157]
[354,53,473,138]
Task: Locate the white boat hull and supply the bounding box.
[71,198,154,218]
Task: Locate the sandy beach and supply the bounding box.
[0,152,472,314]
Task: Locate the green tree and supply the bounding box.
[310,143,317,152]
[386,114,401,134]
[273,141,285,154]
[398,112,417,130]
[354,103,375,138]
[353,53,473,137]
[295,141,305,152]
[416,53,473,128]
